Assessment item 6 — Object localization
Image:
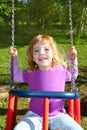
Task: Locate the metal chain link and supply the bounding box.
[12,0,15,47]
[68,0,73,46]
[10,0,15,89]
[68,0,78,91]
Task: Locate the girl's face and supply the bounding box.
[33,40,53,70]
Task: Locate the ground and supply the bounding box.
[0,85,9,98]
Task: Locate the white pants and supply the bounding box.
[14,111,84,130]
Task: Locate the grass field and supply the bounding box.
[0,25,87,129]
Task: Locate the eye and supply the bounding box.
[33,49,39,53]
[45,48,50,51]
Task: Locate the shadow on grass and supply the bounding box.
[0,108,27,116]
[81,99,87,116]
[77,67,87,87]
[0,101,87,117]
[0,24,70,49]
[0,74,10,86]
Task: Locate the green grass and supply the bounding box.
[0,25,87,129]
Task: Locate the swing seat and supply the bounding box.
[6,90,80,130]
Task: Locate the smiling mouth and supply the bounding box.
[39,57,47,61]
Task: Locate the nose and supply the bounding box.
[39,48,45,55]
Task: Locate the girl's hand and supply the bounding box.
[9,46,17,57]
[68,46,77,58]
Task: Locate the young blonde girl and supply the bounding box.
[10,35,83,130]
[27,35,67,71]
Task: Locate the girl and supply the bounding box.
[9,35,83,130]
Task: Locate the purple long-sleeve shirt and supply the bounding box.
[12,57,78,116]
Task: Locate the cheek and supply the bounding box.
[33,54,38,62]
[49,51,53,59]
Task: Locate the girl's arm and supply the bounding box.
[12,56,26,82]
[9,46,26,83]
[68,56,78,80]
[66,46,78,82]
[68,46,78,79]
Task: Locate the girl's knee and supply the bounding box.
[13,121,30,130]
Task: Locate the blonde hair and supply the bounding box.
[27,35,67,71]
